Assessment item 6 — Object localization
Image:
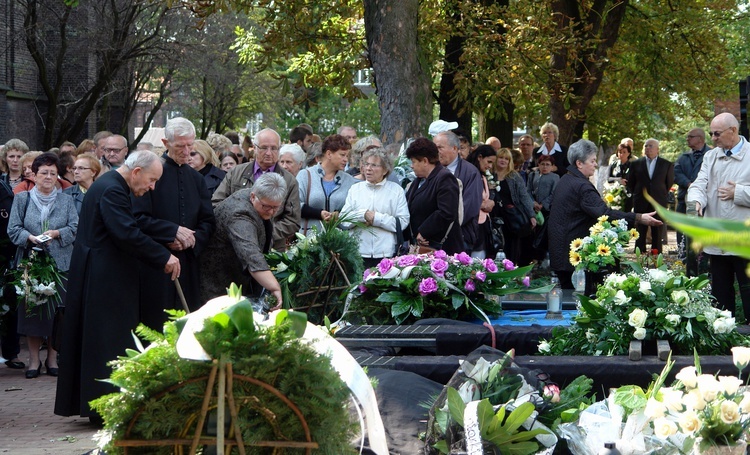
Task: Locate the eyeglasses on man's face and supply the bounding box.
[256,146,279,153]
[103,147,125,155]
[710,128,728,137]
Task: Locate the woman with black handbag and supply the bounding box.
[491,148,536,265]
[8,153,78,378]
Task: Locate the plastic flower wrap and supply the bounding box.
[602,181,628,210]
[349,251,549,324]
[11,248,65,318]
[569,216,636,272]
[539,267,748,356]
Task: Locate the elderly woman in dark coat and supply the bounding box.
[547,139,662,289]
[404,138,463,254]
[200,172,285,307]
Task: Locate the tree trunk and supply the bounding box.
[438,34,472,135]
[364,0,433,145]
[483,101,515,147]
[548,0,629,146]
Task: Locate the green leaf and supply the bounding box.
[223,299,256,333]
[446,387,466,427]
[275,309,308,338]
[432,440,449,454]
[391,301,411,317]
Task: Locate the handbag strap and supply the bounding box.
[302,168,312,235]
[395,217,404,245]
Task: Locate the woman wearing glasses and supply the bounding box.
[63,153,101,214]
[340,148,410,268]
[8,152,78,378]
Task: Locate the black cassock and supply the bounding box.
[55,171,172,418]
[132,153,215,330]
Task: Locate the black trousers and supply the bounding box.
[635,218,663,254]
[709,254,750,318]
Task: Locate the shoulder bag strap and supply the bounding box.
[302,168,312,235]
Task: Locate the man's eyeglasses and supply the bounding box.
[103,147,125,154]
[257,146,279,153]
[710,129,728,137]
[72,166,91,171]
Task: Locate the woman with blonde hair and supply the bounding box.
[63,153,101,214]
[189,139,225,195]
[491,147,536,265]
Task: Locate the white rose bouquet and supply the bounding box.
[538,267,748,356]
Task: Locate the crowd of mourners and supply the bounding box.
[0,112,748,425]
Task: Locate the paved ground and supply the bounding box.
[0,340,98,455]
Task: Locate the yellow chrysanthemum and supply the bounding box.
[590,224,604,235]
[598,215,609,223]
[570,238,583,251]
[569,251,581,266]
[604,194,614,203]
[597,244,611,256]
[629,228,639,240]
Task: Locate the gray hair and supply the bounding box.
[567,139,598,165]
[436,131,460,148]
[165,117,196,141]
[350,136,382,167]
[253,128,281,146]
[253,172,287,203]
[361,147,393,176]
[124,150,163,171]
[3,138,29,154]
[279,144,305,164]
[644,138,659,147]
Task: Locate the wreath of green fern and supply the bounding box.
[91,307,357,454]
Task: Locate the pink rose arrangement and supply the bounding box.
[351,250,547,324]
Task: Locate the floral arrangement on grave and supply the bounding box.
[602,180,627,210]
[538,264,748,356]
[266,215,364,325]
[424,350,594,454]
[349,252,551,325]
[11,247,65,318]
[561,351,750,454]
[91,286,357,454]
[569,216,638,272]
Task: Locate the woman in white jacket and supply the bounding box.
[341,148,410,268]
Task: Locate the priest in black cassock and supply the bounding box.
[55,151,181,422]
[132,117,215,329]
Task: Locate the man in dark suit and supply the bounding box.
[55,151,180,422]
[627,138,674,253]
[433,131,483,253]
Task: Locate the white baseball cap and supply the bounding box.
[428,120,459,136]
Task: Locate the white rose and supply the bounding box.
[676,366,698,389]
[713,317,736,334]
[613,290,631,306]
[678,410,702,434]
[696,374,721,403]
[639,281,652,293]
[628,308,648,328]
[671,290,690,305]
[653,416,678,439]
[655,308,665,316]
[720,400,741,424]
[538,340,551,354]
[720,310,733,319]
[660,387,684,412]
[647,268,669,283]
[665,314,681,327]
[684,388,706,410]
[606,273,627,287]
[644,398,666,419]
[633,327,646,340]
[734,346,750,372]
[718,376,744,396]
[739,392,750,413]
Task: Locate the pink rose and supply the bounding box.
[543,384,561,403]
[502,259,516,271]
[483,259,498,273]
[419,278,438,295]
[430,259,449,277]
[475,271,486,282]
[434,250,448,260]
[397,254,420,267]
[455,252,473,265]
[464,279,476,292]
[363,268,372,279]
[358,284,368,293]
[523,276,530,287]
[378,258,394,275]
